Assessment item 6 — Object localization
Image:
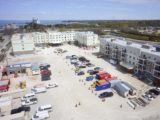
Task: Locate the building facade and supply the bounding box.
[32,31,75,44]
[11,34,35,54]
[76,32,98,46]
[100,37,160,84]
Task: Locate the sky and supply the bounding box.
[0,0,160,20]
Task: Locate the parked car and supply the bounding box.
[32,111,49,120]
[22,98,38,106]
[87,70,94,73]
[46,83,58,88]
[32,87,46,94]
[36,104,52,113]
[86,63,95,67]
[94,67,103,71]
[21,93,35,101]
[79,65,86,68]
[90,70,99,75]
[77,71,85,76]
[142,93,153,101]
[11,106,30,114]
[99,92,113,98]
[149,89,159,95]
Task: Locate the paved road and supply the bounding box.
[0,35,10,51]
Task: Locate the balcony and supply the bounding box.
[154,71,160,79]
[155,66,160,71]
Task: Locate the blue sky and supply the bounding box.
[0,0,160,20]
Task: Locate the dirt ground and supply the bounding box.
[2,44,160,120]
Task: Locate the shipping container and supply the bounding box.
[105,77,118,81]
[96,72,111,80]
[96,83,111,91]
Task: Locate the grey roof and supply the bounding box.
[122,81,137,90]
[114,82,129,93]
[32,62,39,71]
[9,62,31,66]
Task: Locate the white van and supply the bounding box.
[32,87,46,94]
[21,93,35,101]
[36,104,52,113]
[32,111,49,120]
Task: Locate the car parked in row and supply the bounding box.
[22,98,38,106]
[21,92,35,101]
[77,71,85,76]
[99,92,113,98]
[46,83,58,89]
[32,111,49,120]
[11,106,30,114]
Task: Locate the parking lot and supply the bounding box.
[5,44,160,120]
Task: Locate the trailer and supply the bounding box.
[86,76,94,81]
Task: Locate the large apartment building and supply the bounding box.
[11,34,35,54]
[76,32,98,46]
[100,37,160,84]
[11,31,98,54]
[32,31,75,44]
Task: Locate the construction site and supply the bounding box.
[0,44,160,120]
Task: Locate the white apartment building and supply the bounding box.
[11,31,98,54]
[32,31,75,44]
[11,34,35,54]
[76,32,98,46]
[100,37,160,84]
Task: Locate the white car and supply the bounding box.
[22,98,38,106]
[21,93,35,101]
[36,104,52,113]
[46,83,58,89]
[32,111,49,120]
[32,87,46,94]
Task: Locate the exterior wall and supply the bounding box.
[32,31,75,44]
[11,34,35,54]
[100,37,160,83]
[76,32,98,46]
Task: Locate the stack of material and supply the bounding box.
[96,72,111,80]
[41,70,51,81]
[0,79,10,92]
[93,79,111,91]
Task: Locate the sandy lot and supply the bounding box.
[3,44,160,120]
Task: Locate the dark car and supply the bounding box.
[11,106,30,114]
[86,63,95,67]
[90,70,99,75]
[77,71,85,76]
[94,67,103,71]
[149,89,159,95]
[79,57,86,62]
[79,65,86,68]
[99,92,113,98]
[87,70,94,73]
